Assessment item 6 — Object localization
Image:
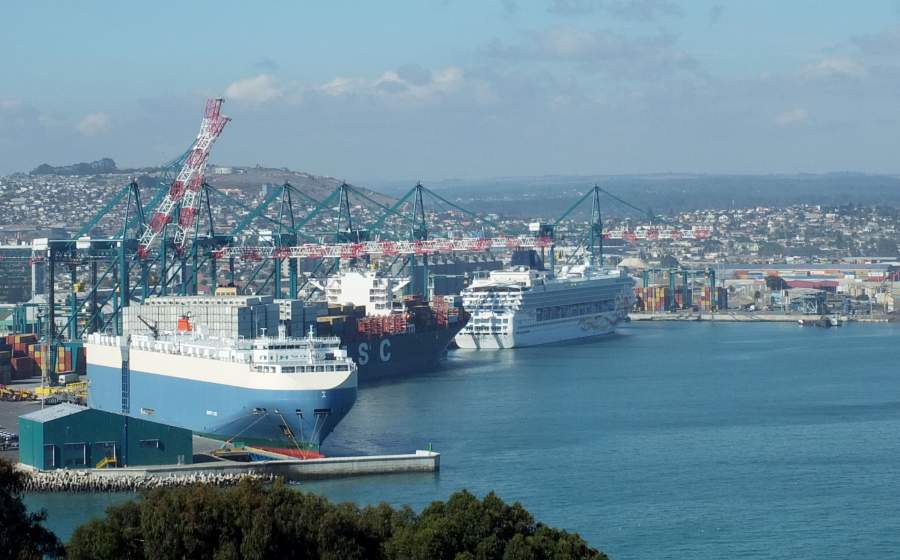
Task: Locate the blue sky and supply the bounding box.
[2,1,900,180]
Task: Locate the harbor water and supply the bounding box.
[27,322,900,558]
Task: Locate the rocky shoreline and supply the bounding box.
[22,468,277,492]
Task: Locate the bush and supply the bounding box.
[0,459,64,559]
[67,480,606,560]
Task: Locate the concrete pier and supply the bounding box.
[631,312,799,322]
[630,311,893,322]
[17,449,440,492]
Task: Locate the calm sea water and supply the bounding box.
[27,322,900,558]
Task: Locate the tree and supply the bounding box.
[0,459,65,559]
[67,481,607,560]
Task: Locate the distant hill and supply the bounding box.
[30,158,118,176]
[421,173,900,218]
[21,159,391,205]
[202,166,392,205]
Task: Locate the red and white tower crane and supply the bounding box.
[137,98,230,258]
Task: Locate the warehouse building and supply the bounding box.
[18,404,192,470]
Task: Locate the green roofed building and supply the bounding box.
[18,403,192,470]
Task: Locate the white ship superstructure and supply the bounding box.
[321,270,410,315]
[454,263,635,349]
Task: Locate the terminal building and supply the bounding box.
[18,403,192,470]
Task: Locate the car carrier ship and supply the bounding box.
[86,318,357,451]
[313,270,469,383]
[455,251,635,349]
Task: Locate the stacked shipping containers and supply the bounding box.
[633,286,728,313]
[0,336,11,384]
[7,333,37,380]
[0,334,84,381]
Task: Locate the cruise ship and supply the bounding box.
[455,255,635,349]
[86,322,357,450]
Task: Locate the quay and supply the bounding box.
[630,312,892,323]
[16,448,440,492]
[3,397,439,492]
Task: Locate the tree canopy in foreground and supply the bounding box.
[0,460,64,559]
[67,479,608,560]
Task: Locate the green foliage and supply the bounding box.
[0,459,65,559]
[67,481,606,560]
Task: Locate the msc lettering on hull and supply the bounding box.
[357,339,392,365]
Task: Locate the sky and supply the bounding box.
[3,1,900,181]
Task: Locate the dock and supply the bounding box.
[630,312,799,322]
[628,312,896,322]
[113,448,441,480]
[17,448,440,492]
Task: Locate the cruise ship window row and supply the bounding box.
[469,326,509,333]
[535,300,615,321]
[252,364,350,373]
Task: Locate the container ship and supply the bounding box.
[86,319,357,450]
[455,251,635,349]
[313,270,469,383]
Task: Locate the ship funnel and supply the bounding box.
[176,313,193,333]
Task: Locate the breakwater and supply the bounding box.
[21,468,276,492]
[18,450,440,492]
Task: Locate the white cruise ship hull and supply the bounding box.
[454,263,634,350]
[455,311,622,349]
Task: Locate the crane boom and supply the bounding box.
[137,98,230,258]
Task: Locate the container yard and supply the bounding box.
[0,333,85,384]
[633,285,729,313]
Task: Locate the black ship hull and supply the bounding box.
[340,321,465,383]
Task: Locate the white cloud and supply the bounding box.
[548,0,682,21]
[318,66,466,99]
[225,74,283,104]
[483,27,699,79]
[319,77,366,97]
[76,112,111,136]
[774,108,809,127]
[431,67,465,90]
[801,56,867,80]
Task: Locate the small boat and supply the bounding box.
[798,315,840,328]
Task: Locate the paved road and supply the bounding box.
[0,399,41,462]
